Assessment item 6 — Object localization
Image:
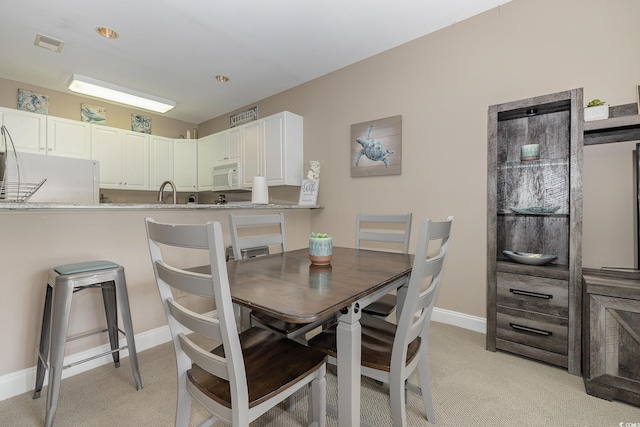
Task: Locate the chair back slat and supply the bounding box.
[167,298,223,342]
[156,261,216,298]
[229,213,286,260]
[356,212,412,254]
[392,216,453,369]
[178,333,229,380]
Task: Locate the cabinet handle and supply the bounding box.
[509,323,552,336]
[510,288,552,299]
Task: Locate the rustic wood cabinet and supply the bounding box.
[486,89,584,375]
[583,269,640,405]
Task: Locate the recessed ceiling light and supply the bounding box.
[215,75,230,83]
[96,27,119,39]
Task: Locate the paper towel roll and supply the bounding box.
[251,176,269,204]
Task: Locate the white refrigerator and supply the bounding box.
[1,152,100,204]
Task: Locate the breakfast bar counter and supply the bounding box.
[0,205,318,398]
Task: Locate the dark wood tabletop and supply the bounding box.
[212,246,413,324]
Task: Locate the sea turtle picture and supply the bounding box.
[354,124,394,167]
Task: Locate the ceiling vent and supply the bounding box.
[34,33,65,53]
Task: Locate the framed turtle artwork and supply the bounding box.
[350,115,402,177]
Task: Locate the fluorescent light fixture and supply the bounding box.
[68,74,176,113]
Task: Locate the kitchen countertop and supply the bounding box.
[0,202,323,212]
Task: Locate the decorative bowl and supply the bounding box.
[502,250,557,266]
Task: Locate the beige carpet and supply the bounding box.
[1,322,639,426]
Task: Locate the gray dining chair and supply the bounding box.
[310,216,453,426]
[356,212,412,319]
[145,217,327,427]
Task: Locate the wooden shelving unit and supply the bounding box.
[583,103,640,145]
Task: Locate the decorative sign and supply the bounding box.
[351,115,402,177]
[298,179,319,206]
[230,106,258,128]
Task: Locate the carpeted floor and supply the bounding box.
[1,322,639,426]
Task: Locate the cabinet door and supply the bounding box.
[150,135,173,190]
[242,121,261,187]
[46,116,91,158]
[263,114,285,185]
[198,134,214,191]
[212,131,229,165]
[173,139,197,191]
[227,127,242,162]
[0,107,46,154]
[122,131,149,190]
[91,125,122,189]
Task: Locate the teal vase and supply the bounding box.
[309,236,332,266]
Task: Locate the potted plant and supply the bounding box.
[584,98,609,121]
[309,232,332,265]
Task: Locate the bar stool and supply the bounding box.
[33,260,143,427]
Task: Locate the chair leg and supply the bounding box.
[417,347,435,422]
[45,281,74,427]
[101,282,120,367]
[308,366,326,427]
[389,367,408,427]
[114,268,143,390]
[33,284,53,399]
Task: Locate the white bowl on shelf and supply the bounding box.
[503,250,558,266]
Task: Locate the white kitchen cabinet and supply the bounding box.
[0,107,47,154]
[241,111,303,187]
[150,135,174,190]
[173,138,198,192]
[212,127,242,166]
[197,134,214,191]
[46,116,91,158]
[91,125,149,190]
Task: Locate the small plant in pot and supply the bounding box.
[584,98,609,121]
[309,232,332,266]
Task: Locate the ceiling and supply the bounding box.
[0,0,507,124]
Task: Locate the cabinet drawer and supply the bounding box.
[496,307,568,355]
[497,272,568,318]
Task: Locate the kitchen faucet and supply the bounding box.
[157,180,177,204]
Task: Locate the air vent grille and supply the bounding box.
[34,33,65,53]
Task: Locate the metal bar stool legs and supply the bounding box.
[33,261,142,427]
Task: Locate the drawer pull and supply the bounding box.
[510,288,552,299]
[509,323,552,336]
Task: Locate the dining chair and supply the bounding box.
[309,216,453,426]
[229,213,331,341]
[145,217,327,427]
[356,212,412,319]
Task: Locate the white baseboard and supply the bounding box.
[0,308,486,402]
[0,325,172,402]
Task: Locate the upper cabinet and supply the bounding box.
[91,125,149,190]
[0,107,47,154]
[197,134,214,191]
[46,116,91,158]
[173,138,198,192]
[241,111,303,187]
[212,127,242,166]
[150,135,174,190]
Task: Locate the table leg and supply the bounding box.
[336,302,361,427]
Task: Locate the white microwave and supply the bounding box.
[212,162,243,191]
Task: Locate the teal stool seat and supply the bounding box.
[54,260,119,275]
[33,260,142,427]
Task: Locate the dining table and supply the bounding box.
[222,246,414,427]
